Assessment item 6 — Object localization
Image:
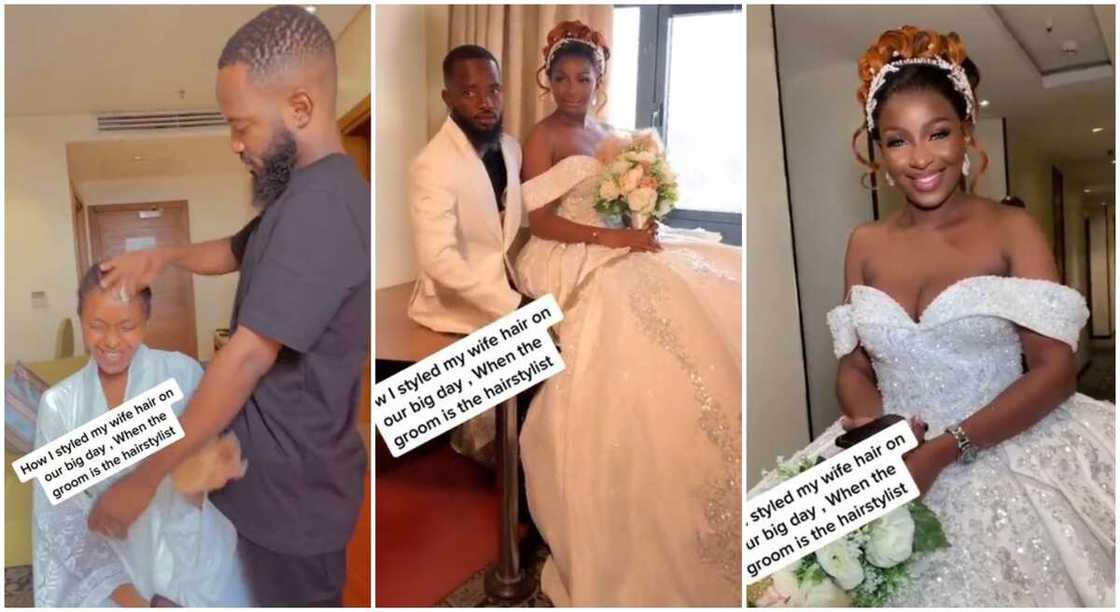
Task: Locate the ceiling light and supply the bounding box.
[1092,127,1104,133]
[979,99,990,108]
[132,155,143,161]
[304,6,316,13]
[1084,188,1092,193]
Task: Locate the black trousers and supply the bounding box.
[238,535,347,606]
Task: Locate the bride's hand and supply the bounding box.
[598,228,661,252]
[840,415,875,430]
[903,434,957,496]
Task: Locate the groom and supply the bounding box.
[408,44,524,335]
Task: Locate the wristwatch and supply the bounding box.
[945,425,978,464]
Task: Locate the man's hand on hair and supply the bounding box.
[99,249,168,299]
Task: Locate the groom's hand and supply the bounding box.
[88,472,159,539]
[99,249,168,299]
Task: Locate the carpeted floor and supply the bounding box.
[5,565,32,607]
[437,543,552,607]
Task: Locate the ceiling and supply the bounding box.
[774,5,1115,196]
[66,136,244,187]
[6,5,364,116]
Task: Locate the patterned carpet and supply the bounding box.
[438,543,552,607]
[5,566,32,607]
[7,549,555,608]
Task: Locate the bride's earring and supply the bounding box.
[884,172,895,187]
[962,154,971,177]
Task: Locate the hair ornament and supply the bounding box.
[865,56,976,130]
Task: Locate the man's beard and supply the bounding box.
[450,109,503,149]
[246,127,298,210]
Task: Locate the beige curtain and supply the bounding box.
[426,5,613,141]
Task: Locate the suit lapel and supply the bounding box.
[442,118,503,243]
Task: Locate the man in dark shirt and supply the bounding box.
[88,6,369,606]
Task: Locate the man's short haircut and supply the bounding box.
[442,45,499,86]
[77,265,151,318]
[218,5,336,82]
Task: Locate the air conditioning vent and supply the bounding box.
[97,110,226,132]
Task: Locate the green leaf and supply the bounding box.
[909,501,950,553]
[793,557,827,585]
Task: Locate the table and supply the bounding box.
[375,281,535,602]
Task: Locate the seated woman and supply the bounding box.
[32,265,250,607]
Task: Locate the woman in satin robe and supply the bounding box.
[32,266,250,606]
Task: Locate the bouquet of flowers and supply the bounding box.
[748,456,949,607]
[593,130,679,229]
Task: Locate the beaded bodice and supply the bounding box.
[827,276,1089,430]
[522,155,614,228]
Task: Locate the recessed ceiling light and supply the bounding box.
[979,99,990,108]
[1084,188,1093,193]
[304,6,316,14]
[1092,127,1104,133]
[132,155,143,161]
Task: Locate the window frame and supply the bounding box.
[617,4,744,244]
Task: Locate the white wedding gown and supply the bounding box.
[754,276,1115,606]
[514,155,742,606]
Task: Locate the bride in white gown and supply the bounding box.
[514,21,742,606]
[752,26,1114,606]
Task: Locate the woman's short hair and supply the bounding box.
[77,264,152,318]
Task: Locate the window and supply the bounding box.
[610,5,744,244]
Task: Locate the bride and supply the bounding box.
[514,21,742,607]
[753,26,1114,606]
[33,266,250,606]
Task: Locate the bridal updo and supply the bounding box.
[537,20,611,110]
[853,26,988,191]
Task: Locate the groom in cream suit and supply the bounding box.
[409,45,524,334]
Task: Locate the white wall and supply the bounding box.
[1006,119,1056,245]
[76,174,255,361]
[746,6,810,487]
[1088,207,1113,336]
[5,115,93,362]
[773,12,877,436]
[375,5,428,288]
[336,6,371,120]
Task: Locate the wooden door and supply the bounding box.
[88,201,199,358]
[340,95,371,183]
[71,184,91,281]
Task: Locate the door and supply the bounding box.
[340,95,371,183]
[88,201,199,358]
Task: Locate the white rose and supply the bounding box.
[626,186,657,214]
[815,539,864,590]
[633,151,656,164]
[800,575,853,607]
[619,166,644,193]
[610,159,632,175]
[865,508,915,568]
[599,179,620,201]
[750,569,804,607]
